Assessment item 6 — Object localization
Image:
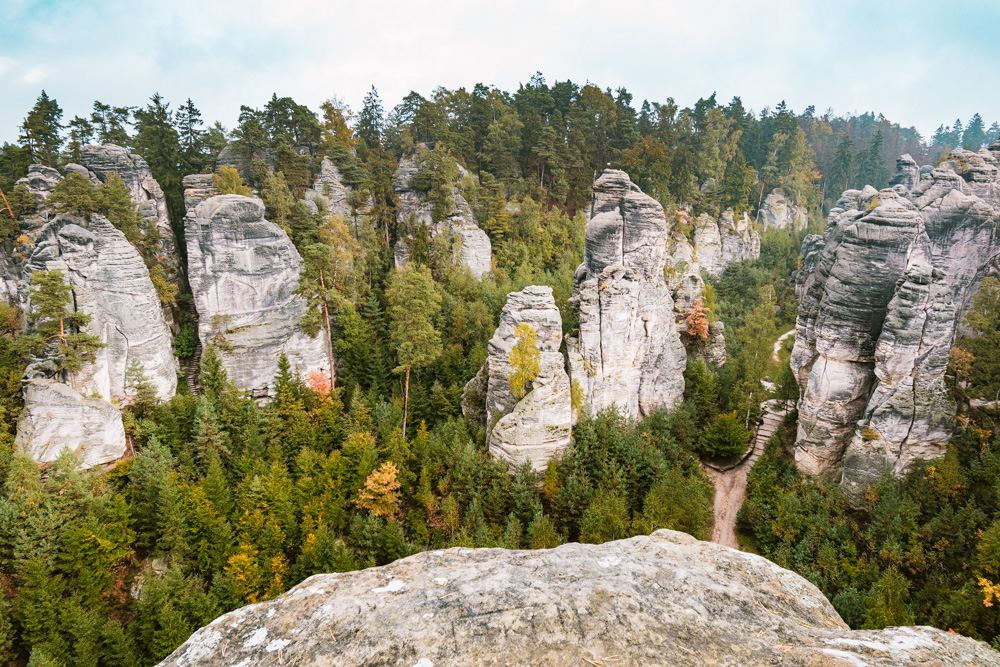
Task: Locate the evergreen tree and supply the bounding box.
[356,87,385,150]
[963,113,988,150]
[19,91,64,167]
[829,133,854,195]
[90,101,133,146]
[854,130,888,190]
[176,98,207,173]
[27,270,104,385]
[64,116,94,163]
[386,265,442,440]
[134,93,183,224]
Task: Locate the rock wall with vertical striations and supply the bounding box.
[21,213,177,401]
[185,194,327,396]
[78,144,181,283]
[566,169,686,419]
[791,141,1000,493]
[462,286,571,471]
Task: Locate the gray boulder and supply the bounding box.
[185,195,327,396]
[889,154,921,192]
[393,151,491,279]
[463,286,571,471]
[16,379,127,469]
[158,530,1000,667]
[567,170,686,419]
[22,214,177,401]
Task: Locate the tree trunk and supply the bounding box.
[0,187,14,220]
[318,269,336,390]
[402,366,410,441]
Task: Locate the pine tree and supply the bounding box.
[829,133,853,194]
[134,93,183,223]
[64,116,94,163]
[356,87,385,150]
[296,243,339,387]
[19,91,64,167]
[90,101,133,146]
[386,265,442,440]
[27,270,105,385]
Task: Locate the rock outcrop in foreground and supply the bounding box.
[185,195,326,396]
[792,142,1000,494]
[566,169,686,418]
[462,286,571,471]
[159,530,999,667]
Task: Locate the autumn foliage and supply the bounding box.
[683,297,710,340]
[357,462,402,519]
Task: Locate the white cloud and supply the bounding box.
[19,65,48,85]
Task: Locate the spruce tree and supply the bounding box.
[27,270,104,386]
[19,91,64,167]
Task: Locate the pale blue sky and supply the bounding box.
[3,0,998,144]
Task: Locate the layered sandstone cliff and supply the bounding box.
[791,141,1000,493]
[566,169,686,418]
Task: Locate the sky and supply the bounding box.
[2,0,999,145]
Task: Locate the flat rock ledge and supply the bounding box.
[159,530,998,666]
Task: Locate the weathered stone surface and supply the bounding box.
[462,286,571,471]
[79,144,180,281]
[14,164,62,204]
[303,157,353,219]
[185,195,326,396]
[393,151,492,279]
[889,154,921,192]
[22,214,177,401]
[567,170,686,418]
[759,188,808,231]
[792,145,1000,485]
[16,379,126,469]
[182,173,218,211]
[159,530,1000,667]
[840,255,956,499]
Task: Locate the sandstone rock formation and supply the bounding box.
[792,142,1000,492]
[14,164,62,205]
[680,209,761,277]
[21,214,177,401]
[889,154,920,192]
[181,173,218,211]
[672,272,726,366]
[158,530,1000,667]
[566,169,686,418]
[393,151,491,279]
[185,194,326,396]
[759,188,808,230]
[462,286,571,471]
[303,157,353,219]
[16,379,127,468]
[79,144,181,282]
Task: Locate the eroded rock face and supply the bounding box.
[392,151,492,279]
[22,214,177,401]
[567,170,685,418]
[462,286,571,471]
[185,195,326,396]
[79,144,180,282]
[182,173,218,211]
[792,143,1000,489]
[303,157,353,219]
[16,379,127,468]
[14,164,63,205]
[158,530,1000,667]
[890,154,921,192]
[759,188,808,231]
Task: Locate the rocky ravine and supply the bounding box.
[566,169,687,418]
[791,142,1000,495]
[185,194,327,396]
[159,530,999,667]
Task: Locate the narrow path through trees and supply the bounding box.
[705,328,795,548]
